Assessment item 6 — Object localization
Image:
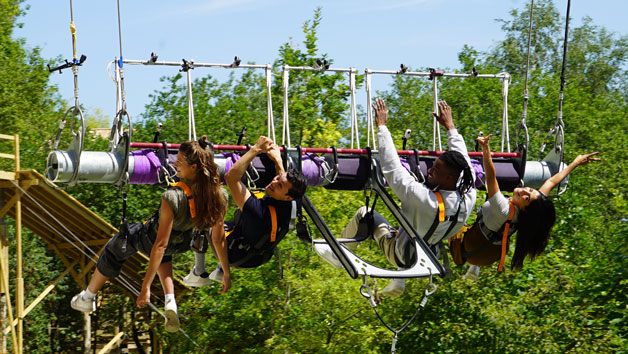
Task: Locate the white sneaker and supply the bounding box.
[381,278,406,297]
[313,244,343,269]
[463,265,480,281]
[70,290,96,313]
[183,266,211,287]
[209,267,224,283]
[164,299,179,333]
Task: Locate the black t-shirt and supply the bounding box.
[237,195,296,244]
[227,194,301,266]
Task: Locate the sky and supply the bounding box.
[13,0,628,128]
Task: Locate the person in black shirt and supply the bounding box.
[183,136,307,285]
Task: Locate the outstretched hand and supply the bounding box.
[572,152,601,167]
[432,100,455,130]
[372,98,388,127]
[476,134,493,151]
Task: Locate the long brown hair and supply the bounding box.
[511,193,556,270]
[178,136,225,229]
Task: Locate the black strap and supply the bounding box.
[119,191,129,252]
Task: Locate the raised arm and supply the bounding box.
[374,98,432,206]
[432,100,474,178]
[539,152,601,195]
[477,134,499,198]
[137,199,174,308]
[225,136,273,210]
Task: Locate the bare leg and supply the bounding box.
[158,261,180,332]
[87,269,109,294]
[157,261,175,295]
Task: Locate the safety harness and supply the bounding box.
[423,191,462,244]
[226,191,295,268]
[460,200,516,271]
[169,181,196,218]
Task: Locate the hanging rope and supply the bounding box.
[516,0,534,149]
[46,0,87,187]
[9,180,202,348]
[265,65,276,141]
[349,68,360,149]
[282,66,291,147]
[360,273,437,354]
[538,0,569,196]
[431,75,442,151]
[364,69,377,149]
[108,0,132,191]
[180,59,197,141]
[500,73,511,152]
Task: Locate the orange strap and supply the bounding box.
[497,200,515,272]
[434,191,445,222]
[252,191,278,243]
[268,205,277,242]
[170,181,196,218]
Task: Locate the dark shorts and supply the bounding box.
[449,223,501,267]
[96,222,174,278]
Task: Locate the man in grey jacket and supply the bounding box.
[319,99,477,296]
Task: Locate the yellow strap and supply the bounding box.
[268,205,277,242]
[497,201,515,272]
[434,191,445,223]
[70,21,77,61]
[170,181,196,219]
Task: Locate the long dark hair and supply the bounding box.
[179,136,225,230]
[511,193,556,270]
[439,150,474,194]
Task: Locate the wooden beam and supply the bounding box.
[52,238,109,250]
[50,245,82,286]
[0,252,19,354]
[3,261,77,335]
[0,134,15,141]
[0,172,16,182]
[0,184,32,218]
[0,153,14,160]
[96,331,125,354]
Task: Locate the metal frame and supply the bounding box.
[301,152,444,279]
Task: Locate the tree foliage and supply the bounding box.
[2,1,627,353]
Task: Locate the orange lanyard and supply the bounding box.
[498,200,515,272]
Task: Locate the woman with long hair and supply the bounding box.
[450,134,599,276]
[70,136,229,332]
